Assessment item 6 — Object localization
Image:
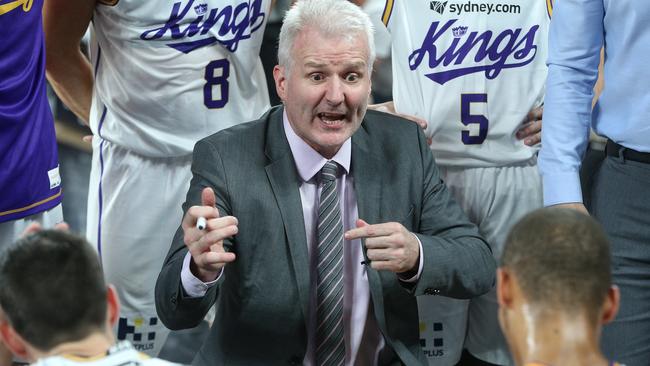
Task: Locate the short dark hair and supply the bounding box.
[0,230,107,350]
[501,208,611,320]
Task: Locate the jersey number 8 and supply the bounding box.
[204,59,230,109]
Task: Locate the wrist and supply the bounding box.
[190,258,220,283]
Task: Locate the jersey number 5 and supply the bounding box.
[204,59,230,109]
[461,93,488,145]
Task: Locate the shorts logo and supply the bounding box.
[430,1,448,14]
[420,322,445,357]
[117,317,157,351]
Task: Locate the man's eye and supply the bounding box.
[310,74,324,82]
[345,73,359,82]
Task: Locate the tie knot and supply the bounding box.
[320,161,338,183]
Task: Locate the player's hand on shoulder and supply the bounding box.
[369,101,429,132]
[182,187,237,282]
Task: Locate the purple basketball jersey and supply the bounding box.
[0,0,62,223]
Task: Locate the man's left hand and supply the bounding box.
[345,219,419,274]
[516,105,543,146]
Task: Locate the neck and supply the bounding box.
[515,310,609,366]
[38,331,114,360]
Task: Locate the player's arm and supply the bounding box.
[44,0,96,124]
[539,0,603,207]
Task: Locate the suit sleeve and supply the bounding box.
[155,139,233,330]
[410,128,496,299]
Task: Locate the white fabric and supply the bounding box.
[384,1,549,364]
[0,205,63,252]
[87,139,192,356]
[89,0,271,157]
[385,0,549,167]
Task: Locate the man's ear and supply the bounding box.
[106,285,120,328]
[602,285,620,324]
[273,65,287,102]
[496,267,514,309]
[0,317,30,360]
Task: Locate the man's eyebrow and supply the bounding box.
[346,60,368,70]
[304,61,327,69]
[303,60,368,69]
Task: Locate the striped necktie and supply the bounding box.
[316,160,345,365]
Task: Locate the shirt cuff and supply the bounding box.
[181,251,221,297]
[398,234,424,283]
[542,171,584,206]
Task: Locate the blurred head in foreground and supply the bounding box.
[498,207,619,366]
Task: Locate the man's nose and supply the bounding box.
[325,78,344,105]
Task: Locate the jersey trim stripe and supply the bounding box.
[94,44,102,77]
[96,106,108,261]
[61,353,109,362]
[382,0,394,26]
[0,0,33,16]
[0,190,62,217]
[546,0,553,18]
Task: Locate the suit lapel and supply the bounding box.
[351,122,391,332]
[264,108,311,323]
[351,121,383,225]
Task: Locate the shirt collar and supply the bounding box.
[283,110,351,183]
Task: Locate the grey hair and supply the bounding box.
[278,0,376,73]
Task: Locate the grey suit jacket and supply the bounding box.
[155,106,496,365]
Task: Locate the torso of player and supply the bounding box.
[90,0,272,157]
[384,0,550,167]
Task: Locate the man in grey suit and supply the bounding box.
[155,0,496,364]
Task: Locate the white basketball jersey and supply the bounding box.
[90,0,272,157]
[383,0,550,167]
[31,342,178,366]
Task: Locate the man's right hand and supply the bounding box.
[183,187,238,282]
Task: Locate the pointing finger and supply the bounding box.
[345,220,396,240]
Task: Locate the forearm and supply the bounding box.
[155,229,219,330]
[46,52,93,124]
[44,0,95,124]
[413,234,495,298]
